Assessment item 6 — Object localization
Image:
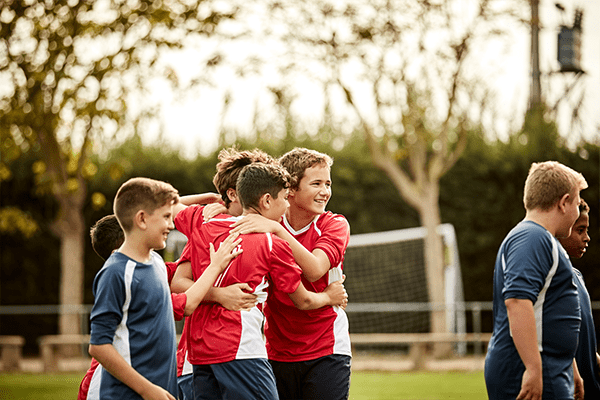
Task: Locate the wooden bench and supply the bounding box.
[350,332,492,370]
[38,334,90,373]
[0,335,25,372]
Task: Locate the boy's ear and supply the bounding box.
[259,193,272,209]
[226,188,237,203]
[557,193,570,213]
[134,210,147,230]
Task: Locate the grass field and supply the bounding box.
[0,370,487,399]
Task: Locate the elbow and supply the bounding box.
[303,272,322,283]
[88,344,98,359]
[293,298,313,310]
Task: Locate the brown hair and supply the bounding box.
[212,148,275,207]
[236,163,290,210]
[90,214,125,260]
[278,147,333,190]
[523,161,587,211]
[114,177,179,232]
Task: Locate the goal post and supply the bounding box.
[343,224,466,352]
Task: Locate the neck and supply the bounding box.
[524,209,559,237]
[285,205,318,231]
[118,237,152,263]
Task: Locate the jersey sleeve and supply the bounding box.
[315,214,350,269]
[174,205,205,238]
[502,230,555,302]
[269,236,303,294]
[89,267,126,345]
[171,293,187,321]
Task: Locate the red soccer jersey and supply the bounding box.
[264,211,352,362]
[175,209,304,365]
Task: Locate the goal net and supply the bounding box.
[343,224,466,338]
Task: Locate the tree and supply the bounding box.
[262,0,521,350]
[0,0,236,338]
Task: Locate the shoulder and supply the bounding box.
[317,211,349,226]
[316,212,350,234]
[504,221,552,250]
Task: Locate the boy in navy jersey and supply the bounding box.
[173,163,348,400]
[88,178,242,400]
[559,199,599,400]
[485,161,588,400]
[231,148,352,400]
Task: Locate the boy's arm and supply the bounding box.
[230,215,331,282]
[505,298,543,400]
[170,261,257,311]
[183,234,243,316]
[287,276,347,310]
[88,344,175,400]
[173,193,221,218]
[573,359,584,400]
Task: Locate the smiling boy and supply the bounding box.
[231,148,352,400]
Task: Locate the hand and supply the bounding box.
[215,283,258,311]
[139,383,176,400]
[230,214,280,235]
[203,203,228,222]
[574,376,584,400]
[516,367,542,400]
[323,275,348,308]
[209,233,243,272]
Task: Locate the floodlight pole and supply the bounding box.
[529,0,542,109]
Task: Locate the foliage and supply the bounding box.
[0,0,238,335]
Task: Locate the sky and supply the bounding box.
[142,0,600,159]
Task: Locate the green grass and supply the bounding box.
[0,370,487,399]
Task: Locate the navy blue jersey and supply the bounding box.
[90,251,178,399]
[485,220,581,399]
[572,267,600,398]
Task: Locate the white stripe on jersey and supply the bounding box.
[182,350,193,376]
[532,233,560,352]
[86,364,103,400]
[235,307,268,360]
[113,259,135,365]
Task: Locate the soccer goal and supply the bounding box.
[343,224,466,342]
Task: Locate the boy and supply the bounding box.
[559,199,599,399]
[88,178,242,400]
[231,148,352,400]
[484,161,588,400]
[174,163,348,400]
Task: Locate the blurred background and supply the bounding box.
[0,0,598,360]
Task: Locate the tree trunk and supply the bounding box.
[54,194,86,356]
[417,182,451,357]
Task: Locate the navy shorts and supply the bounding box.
[269,354,351,400]
[193,358,279,400]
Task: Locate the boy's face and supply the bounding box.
[263,188,289,222]
[145,202,175,250]
[559,212,590,259]
[289,163,331,217]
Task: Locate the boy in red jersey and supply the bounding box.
[173,162,347,400]
[231,148,352,400]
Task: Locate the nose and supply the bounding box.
[583,232,590,243]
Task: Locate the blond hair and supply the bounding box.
[278,147,333,190]
[114,177,179,232]
[523,161,587,211]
